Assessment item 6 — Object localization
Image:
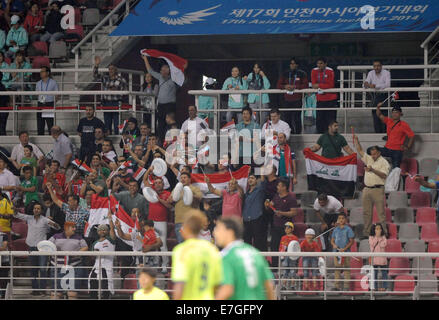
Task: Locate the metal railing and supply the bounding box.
[1,251,438,300]
[421,26,439,76]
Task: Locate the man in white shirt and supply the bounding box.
[181,105,210,148]
[261,108,291,140]
[10,131,44,165]
[0,158,19,200]
[363,60,391,133]
[51,126,73,171]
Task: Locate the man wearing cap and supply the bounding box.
[5,15,28,59]
[376,101,414,168]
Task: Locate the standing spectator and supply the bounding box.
[311,57,338,134]
[142,55,177,141]
[90,126,105,155]
[0,186,14,233]
[10,131,44,167]
[77,105,105,163]
[132,123,150,153]
[245,63,270,123]
[42,193,65,238]
[271,132,297,184]
[330,213,354,291]
[133,268,169,300]
[51,126,72,170]
[261,108,291,141]
[88,154,110,180]
[369,223,388,291]
[5,15,28,59]
[364,60,391,133]
[279,222,299,290]
[264,178,298,267]
[140,72,158,126]
[197,77,216,126]
[354,136,389,237]
[43,160,66,200]
[181,105,209,148]
[236,106,260,164]
[303,83,317,134]
[0,157,19,199]
[376,102,414,168]
[36,66,59,135]
[276,57,308,134]
[112,178,148,219]
[9,51,31,91]
[300,228,321,291]
[222,66,248,123]
[100,138,117,170]
[93,56,128,135]
[40,1,64,43]
[119,117,140,158]
[48,222,88,299]
[313,193,344,251]
[80,169,107,197]
[242,173,267,251]
[0,230,8,298]
[205,176,243,218]
[0,71,9,136]
[309,120,354,158]
[13,202,60,296]
[17,166,39,209]
[23,3,43,43]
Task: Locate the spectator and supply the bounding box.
[369,223,388,291]
[303,83,317,134]
[0,52,11,89]
[164,112,178,137]
[376,102,414,168]
[89,154,110,180]
[181,105,209,148]
[168,172,203,243]
[141,219,160,266]
[242,172,267,251]
[142,55,177,141]
[90,126,105,155]
[119,117,140,157]
[23,2,43,43]
[13,144,37,176]
[36,66,59,135]
[93,56,128,135]
[43,159,65,199]
[236,106,260,164]
[100,138,117,171]
[0,29,5,53]
[311,57,338,134]
[48,221,88,299]
[133,268,169,300]
[16,165,39,208]
[198,215,212,242]
[313,193,344,251]
[205,176,244,218]
[354,136,389,238]
[78,188,94,210]
[129,135,165,170]
[364,60,391,133]
[140,72,158,125]
[11,130,44,166]
[77,105,105,164]
[309,120,354,158]
[13,202,60,296]
[245,63,270,123]
[0,230,8,298]
[42,193,65,238]
[197,77,216,126]
[276,58,308,134]
[65,170,84,197]
[51,126,72,170]
[112,178,148,219]
[264,178,298,267]
[300,228,321,291]
[279,222,299,290]
[0,72,9,136]
[0,157,19,200]
[5,15,28,59]
[0,186,14,232]
[261,108,291,141]
[80,169,107,197]
[269,132,297,184]
[9,51,31,91]
[132,123,150,153]
[40,1,64,43]
[222,66,248,123]
[88,221,116,300]
[330,213,354,291]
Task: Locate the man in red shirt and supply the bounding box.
[376,102,415,168]
[205,176,244,218]
[43,160,66,200]
[311,57,338,134]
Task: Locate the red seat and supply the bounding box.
[428,240,439,253]
[393,275,415,295]
[388,257,410,277]
[372,207,392,223]
[421,224,439,242]
[410,191,431,208]
[400,158,418,176]
[350,274,369,295]
[350,240,358,252]
[405,175,423,194]
[293,223,307,239]
[65,25,84,43]
[11,222,27,238]
[297,257,304,278]
[292,208,304,223]
[416,207,436,227]
[350,257,363,275]
[32,56,50,68]
[387,223,398,239]
[10,238,29,251]
[386,239,402,252]
[30,41,48,56]
[122,273,138,294]
[357,158,365,177]
[434,258,439,277]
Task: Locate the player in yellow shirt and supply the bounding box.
[133,268,169,300]
[0,192,14,232]
[171,209,223,300]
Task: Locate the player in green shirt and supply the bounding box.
[171,209,223,300]
[214,216,275,300]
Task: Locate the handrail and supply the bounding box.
[0,67,144,75]
[71,0,128,53]
[0,90,152,95]
[421,26,439,48]
[338,64,439,71]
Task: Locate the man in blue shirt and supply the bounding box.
[242,172,267,251]
[235,106,260,165]
[35,66,59,135]
[330,213,354,291]
[414,176,439,212]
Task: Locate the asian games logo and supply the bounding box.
[159,4,221,25]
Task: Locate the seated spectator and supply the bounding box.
[0,157,19,202]
[15,144,37,176]
[279,222,299,290]
[245,63,270,124]
[89,154,110,180]
[10,131,44,168]
[16,165,39,209]
[43,159,66,200]
[222,66,248,123]
[111,178,148,219]
[91,127,105,155]
[37,67,59,136]
[119,117,140,158]
[133,268,169,300]
[9,51,31,91]
[51,126,72,171]
[42,193,65,238]
[180,105,209,147]
[309,120,354,159]
[100,138,117,171]
[5,15,28,59]
[48,222,88,299]
[23,2,44,43]
[369,223,388,291]
[13,202,60,296]
[40,1,64,43]
[261,108,291,141]
[205,176,243,218]
[77,105,106,164]
[0,52,11,89]
[300,228,321,291]
[80,169,107,197]
[132,123,151,153]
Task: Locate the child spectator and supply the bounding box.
[142,219,159,266]
[279,222,299,290]
[5,15,28,59]
[202,199,218,234]
[330,213,354,292]
[133,267,169,300]
[300,228,321,291]
[18,144,37,176]
[17,166,39,212]
[198,215,212,242]
[369,223,388,291]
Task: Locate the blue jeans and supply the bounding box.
[378,147,403,168]
[175,223,183,244]
[29,247,47,290]
[303,257,318,278]
[102,101,120,135]
[281,258,297,278]
[40,31,64,43]
[374,265,388,290]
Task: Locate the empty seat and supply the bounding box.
[350,257,363,275]
[393,208,415,225]
[31,41,48,56]
[416,207,436,227]
[388,257,410,276]
[411,257,433,275]
[11,222,27,238]
[387,223,398,239]
[292,208,305,223]
[421,224,439,242]
[410,192,431,208]
[372,207,392,224]
[428,240,439,252]
[349,207,363,226]
[32,56,50,68]
[359,239,370,252]
[300,191,317,208]
[351,274,369,295]
[343,197,362,209]
[49,41,67,59]
[404,239,426,253]
[404,175,422,194]
[350,240,358,252]
[65,24,84,43]
[387,191,408,210]
[293,223,307,239]
[82,8,100,26]
[398,223,420,242]
[418,274,438,296]
[304,208,321,223]
[392,275,415,295]
[400,158,418,176]
[419,158,438,177]
[10,238,29,251]
[386,239,402,252]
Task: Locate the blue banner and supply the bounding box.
[111,0,438,36]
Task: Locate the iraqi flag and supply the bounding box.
[303,148,357,198]
[140,49,187,86]
[84,194,135,246]
[191,165,250,198]
[133,167,147,181]
[71,159,93,174]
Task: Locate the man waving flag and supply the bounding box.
[140,49,188,86]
